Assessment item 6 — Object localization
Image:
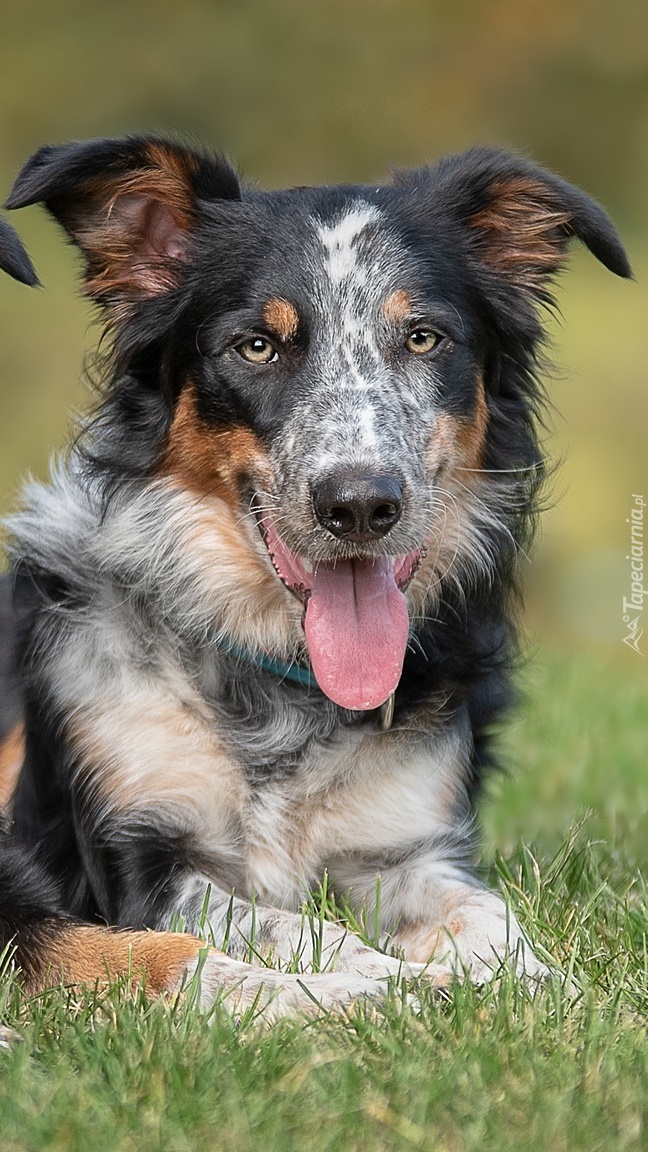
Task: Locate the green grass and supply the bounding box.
[1,645,647,1152]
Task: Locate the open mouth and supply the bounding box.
[256,507,425,712]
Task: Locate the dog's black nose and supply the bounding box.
[312,472,403,541]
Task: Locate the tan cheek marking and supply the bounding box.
[410,382,489,619]
[262,298,299,341]
[30,924,206,996]
[162,385,271,508]
[383,289,412,324]
[180,495,287,610]
[427,376,488,473]
[158,483,305,658]
[0,723,24,808]
[454,375,488,470]
[427,412,459,465]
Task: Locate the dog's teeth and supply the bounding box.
[302,559,313,575]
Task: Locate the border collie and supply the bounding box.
[0,137,630,1011]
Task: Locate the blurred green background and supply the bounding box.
[0,0,646,664]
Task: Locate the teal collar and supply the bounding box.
[216,636,396,729]
[217,637,319,689]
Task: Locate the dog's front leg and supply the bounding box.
[171,872,442,983]
[331,854,548,984]
[76,833,429,1013]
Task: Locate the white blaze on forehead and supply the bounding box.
[309,201,405,452]
[316,203,381,283]
[358,404,378,448]
[313,202,384,389]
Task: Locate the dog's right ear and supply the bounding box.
[0,216,38,286]
[5,135,240,305]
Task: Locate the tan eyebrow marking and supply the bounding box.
[383,289,412,325]
[262,298,299,340]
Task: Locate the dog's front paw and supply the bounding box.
[393,889,549,985]
[257,913,443,984]
[189,948,415,1019]
[310,920,452,986]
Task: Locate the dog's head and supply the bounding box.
[7,138,630,710]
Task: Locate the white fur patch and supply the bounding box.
[317,204,381,284]
[189,948,428,1019]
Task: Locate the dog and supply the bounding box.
[0,216,408,1017]
[0,137,630,1013]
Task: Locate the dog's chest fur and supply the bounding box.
[56,586,467,910]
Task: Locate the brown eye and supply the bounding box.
[236,336,278,364]
[405,329,440,355]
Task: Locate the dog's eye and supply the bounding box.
[236,337,278,364]
[405,329,440,355]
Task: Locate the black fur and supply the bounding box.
[0,574,22,744]
[0,215,39,286]
[0,821,71,987]
[0,218,69,988]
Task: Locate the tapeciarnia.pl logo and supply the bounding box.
[622,494,645,656]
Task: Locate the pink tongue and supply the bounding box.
[304,557,409,711]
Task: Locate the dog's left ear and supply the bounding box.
[5,135,241,304]
[396,148,631,291]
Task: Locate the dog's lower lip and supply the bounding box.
[255,509,311,602]
[253,501,425,599]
